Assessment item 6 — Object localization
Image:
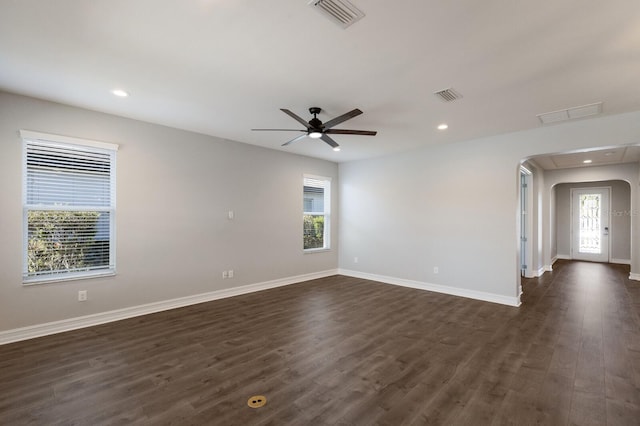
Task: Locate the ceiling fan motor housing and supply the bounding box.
[309,117,323,129]
[308,107,323,130]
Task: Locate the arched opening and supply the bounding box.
[517,145,640,301]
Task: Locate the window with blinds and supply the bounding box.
[303,175,331,251]
[21,131,118,283]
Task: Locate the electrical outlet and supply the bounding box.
[228,270,234,278]
[433,267,439,274]
[222,271,228,279]
[78,290,87,302]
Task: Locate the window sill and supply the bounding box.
[304,248,331,254]
[23,270,116,286]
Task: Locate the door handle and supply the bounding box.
[604,226,609,236]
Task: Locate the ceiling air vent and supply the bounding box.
[309,0,365,29]
[434,88,462,102]
[537,102,603,125]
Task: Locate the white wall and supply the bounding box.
[554,180,631,262]
[339,111,640,305]
[0,91,339,332]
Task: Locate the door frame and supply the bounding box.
[520,165,534,277]
[570,186,611,262]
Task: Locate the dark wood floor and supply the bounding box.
[1,260,640,425]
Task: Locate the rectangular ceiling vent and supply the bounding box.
[434,88,462,102]
[537,102,603,125]
[309,0,365,29]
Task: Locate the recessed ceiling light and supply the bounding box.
[333,147,341,152]
[437,123,448,130]
[583,159,593,164]
[111,89,129,97]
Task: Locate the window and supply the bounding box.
[303,175,330,250]
[21,130,118,283]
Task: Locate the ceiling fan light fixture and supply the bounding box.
[309,131,323,139]
[111,89,129,97]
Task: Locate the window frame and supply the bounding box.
[303,174,331,252]
[21,130,118,284]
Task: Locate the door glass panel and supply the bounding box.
[578,194,601,254]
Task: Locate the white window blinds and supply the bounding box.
[22,131,117,282]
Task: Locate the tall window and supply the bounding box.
[303,175,330,250]
[22,131,117,283]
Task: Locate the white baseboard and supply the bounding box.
[611,258,631,265]
[551,255,629,266]
[0,269,339,345]
[629,273,640,281]
[544,255,561,272]
[524,267,546,278]
[338,269,520,307]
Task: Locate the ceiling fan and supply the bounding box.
[252,107,377,150]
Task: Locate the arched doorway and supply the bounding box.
[518,145,640,299]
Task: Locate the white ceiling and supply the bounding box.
[529,145,640,170]
[1,0,640,162]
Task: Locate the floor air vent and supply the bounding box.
[309,0,365,29]
[434,88,462,102]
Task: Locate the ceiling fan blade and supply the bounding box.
[251,128,306,132]
[322,108,363,130]
[320,134,340,148]
[280,109,311,129]
[325,129,377,136]
[282,133,308,146]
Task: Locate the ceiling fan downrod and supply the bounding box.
[308,107,323,129]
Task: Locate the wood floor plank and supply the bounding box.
[605,399,640,426]
[569,389,607,426]
[1,260,638,425]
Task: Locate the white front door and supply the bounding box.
[571,188,610,262]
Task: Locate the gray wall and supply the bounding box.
[0,91,338,331]
[339,111,640,301]
[555,180,631,261]
[2,89,640,331]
